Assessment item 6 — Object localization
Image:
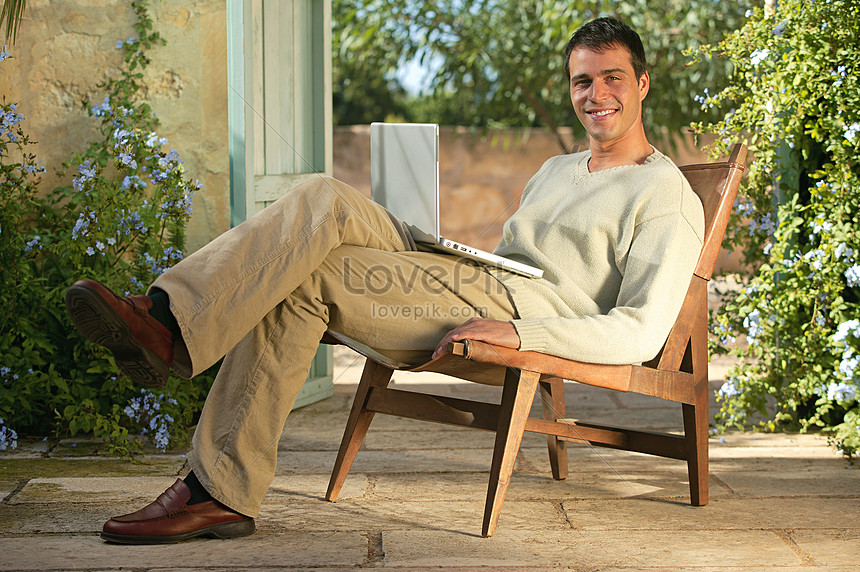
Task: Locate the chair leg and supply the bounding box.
[539,378,568,481]
[482,368,540,537]
[682,383,709,506]
[683,293,710,507]
[326,360,394,501]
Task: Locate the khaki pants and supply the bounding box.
[151,176,516,516]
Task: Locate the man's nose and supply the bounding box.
[588,81,608,101]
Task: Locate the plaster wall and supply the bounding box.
[1,0,230,253]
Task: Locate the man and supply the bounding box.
[65,17,704,544]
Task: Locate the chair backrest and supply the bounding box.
[679,144,747,281]
[646,144,747,372]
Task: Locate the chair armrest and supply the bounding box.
[451,340,632,392]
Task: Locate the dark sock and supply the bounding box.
[183,471,214,505]
[148,290,181,337]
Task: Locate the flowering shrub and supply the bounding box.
[0,1,213,455]
[690,0,860,458]
[124,389,179,452]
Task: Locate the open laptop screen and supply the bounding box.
[370,122,439,243]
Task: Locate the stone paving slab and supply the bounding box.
[791,529,860,566]
[372,470,726,501]
[715,468,860,496]
[264,474,367,502]
[258,499,566,534]
[10,476,179,505]
[563,497,860,530]
[279,425,505,452]
[380,529,802,568]
[0,533,368,570]
[0,502,139,534]
[276,448,511,475]
[0,481,17,502]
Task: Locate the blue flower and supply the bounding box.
[91,97,111,117]
[846,265,860,288]
[750,49,770,66]
[72,212,90,240]
[0,418,18,451]
[22,164,46,174]
[112,128,132,145]
[718,378,741,399]
[744,309,762,343]
[121,175,146,190]
[77,161,97,180]
[804,249,827,271]
[118,152,138,170]
[838,351,859,381]
[145,132,168,148]
[124,390,176,452]
[1,106,24,137]
[811,216,833,235]
[116,36,137,49]
[24,236,42,254]
[827,382,857,402]
[836,243,855,262]
[0,45,11,61]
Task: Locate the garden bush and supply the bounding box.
[690,0,859,458]
[0,1,214,455]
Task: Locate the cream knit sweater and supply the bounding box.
[491,147,705,364]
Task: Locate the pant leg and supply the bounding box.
[150,176,415,377]
[187,245,516,517]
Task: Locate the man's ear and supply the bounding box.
[639,70,650,101]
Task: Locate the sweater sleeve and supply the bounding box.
[511,210,702,364]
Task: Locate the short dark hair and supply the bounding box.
[563,17,647,81]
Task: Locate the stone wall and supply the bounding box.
[333,126,713,252]
[1,0,230,253]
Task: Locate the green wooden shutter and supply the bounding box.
[227,0,334,409]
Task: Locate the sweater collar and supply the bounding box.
[579,146,660,176]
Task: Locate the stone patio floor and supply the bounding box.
[1,348,858,570]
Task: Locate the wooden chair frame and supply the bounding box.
[323,145,747,537]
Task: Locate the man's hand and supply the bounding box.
[432,318,520,359]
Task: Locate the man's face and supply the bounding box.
[568,45,649,145]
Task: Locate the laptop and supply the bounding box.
[370,122,543,279]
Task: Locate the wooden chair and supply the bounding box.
[323,144,747,537]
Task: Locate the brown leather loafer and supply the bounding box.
[65,279,174,388]
[102,479,255,544]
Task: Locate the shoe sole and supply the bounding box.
[65,283,169,388]
[100,518,256,545]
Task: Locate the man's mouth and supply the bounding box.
[587,109,617,118]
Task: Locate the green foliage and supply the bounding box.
[0,1,213,455]
[332,0,752,151]
[691,0,860,458]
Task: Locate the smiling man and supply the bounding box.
[434,17,703,365]
[65,16,704,544]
